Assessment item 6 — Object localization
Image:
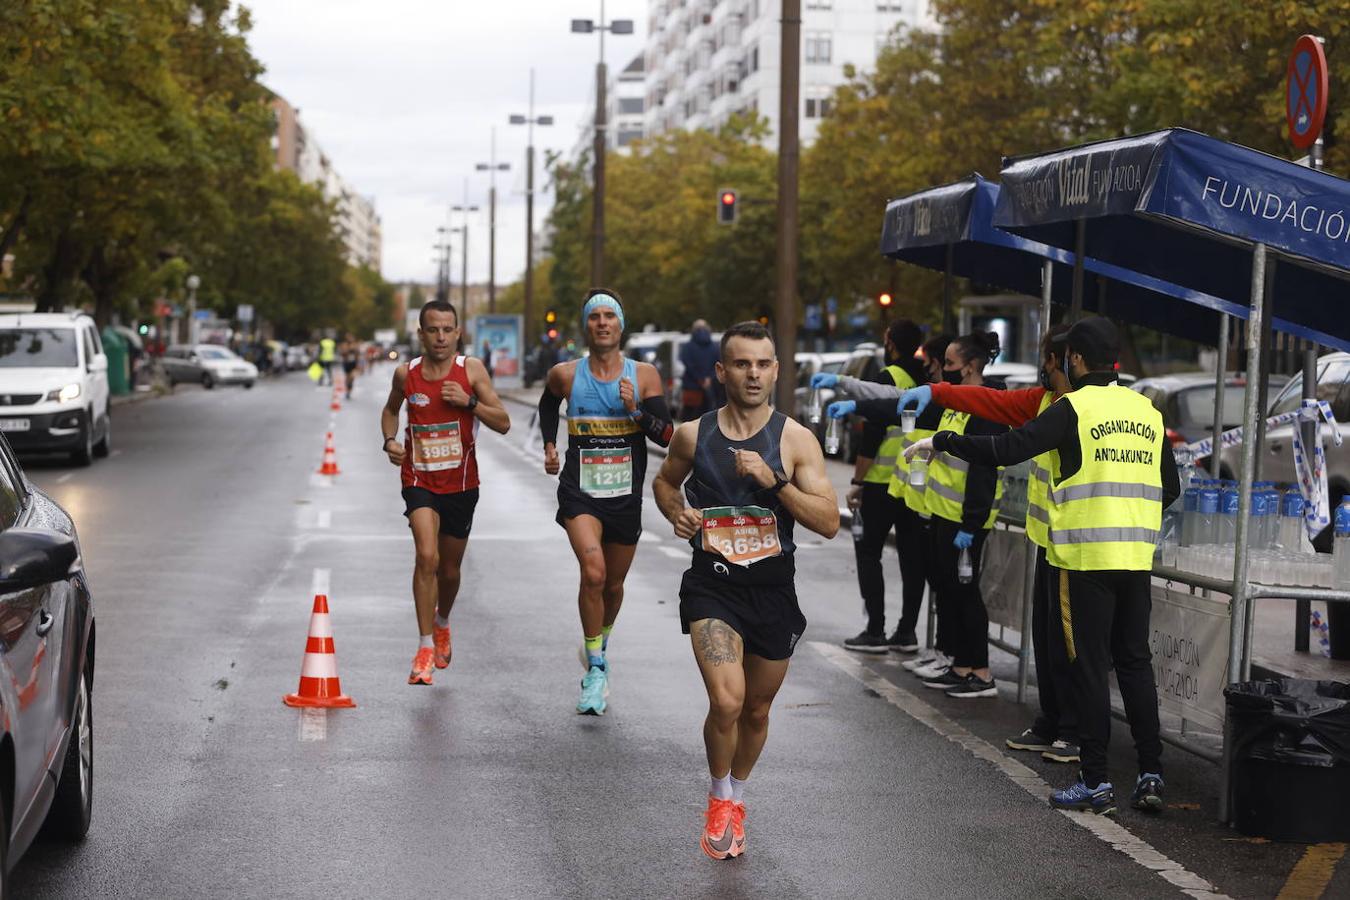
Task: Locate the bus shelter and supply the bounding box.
[993,128,1350,823]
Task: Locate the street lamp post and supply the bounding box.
[510,69,555,347]
[185,273,201,345]
[451,179,480,316]
[475,130,510,314]
[571,4,633,287]
[435,227,452,303]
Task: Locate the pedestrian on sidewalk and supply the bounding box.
[678,319,720,421]
[905,318,1179,814]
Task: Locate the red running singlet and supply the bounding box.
[400,355,480,493]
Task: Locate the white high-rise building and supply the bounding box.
[643,0,933,145]
[571,52,649,165]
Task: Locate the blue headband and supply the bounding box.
[582,294,625,332]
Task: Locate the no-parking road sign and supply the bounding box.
[1286,34,1328,150]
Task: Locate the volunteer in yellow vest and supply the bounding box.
[905,319,1179,815]
[834,320,926,653]
[895,326,1081,764]
[318,336,337,386]
[836,331,1008,698]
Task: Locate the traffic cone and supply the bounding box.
[317,431,340,475]
[283,594,355,708]
[330,388,342,412]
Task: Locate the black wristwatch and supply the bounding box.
[466,395,479,411]
[766,470,790,495]
[850,478,866,487]
[382,436,398,451]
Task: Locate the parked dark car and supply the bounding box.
[0,433,96,892]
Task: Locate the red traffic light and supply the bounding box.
[878,293,893,307]
[718,189,738,224]
[721,192,735,205]
[547,327,559,341]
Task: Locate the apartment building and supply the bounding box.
[271,95,383,271]
[571,52,649,164]
[643,0,933,145]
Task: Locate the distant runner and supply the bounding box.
[381,299,511,685]
[537,289,674,715]
[653,321,839,860]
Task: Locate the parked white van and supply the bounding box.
[0,312,111,465]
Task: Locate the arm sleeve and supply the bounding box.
[958,415,1007,532]
[838,375,902,401]
[934,400,1074,469]
[930,383,1049,428]
[856,397,903,426]
[538,388,563,445]
[1160,442,1181,509]
[857,370,898,459]
[633,394,674,447]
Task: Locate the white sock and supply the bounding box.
[710,772,733,800]
[434,612,450,629]
[419,634,434,648]
[730,775,747,804]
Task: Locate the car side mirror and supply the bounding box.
[89,353,108,373]
[0,529,78,592]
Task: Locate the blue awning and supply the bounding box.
[880,175,1227,345]
[994,129,1350,351]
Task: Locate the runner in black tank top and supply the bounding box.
[653,322,840,861]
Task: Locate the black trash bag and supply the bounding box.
[1225,679,1350,766]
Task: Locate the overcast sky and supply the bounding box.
[239,0,649,286]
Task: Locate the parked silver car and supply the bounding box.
[161,344,257,389]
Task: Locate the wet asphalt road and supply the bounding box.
[6,368,1343,899]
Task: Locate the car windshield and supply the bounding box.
[0,328,80,368]
[198,347,235,360]
[1177,384,1249,430]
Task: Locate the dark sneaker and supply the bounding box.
[843,631,888,654]
[922,669,966,690]
[1130,773,1164,813]
[1042,740,1081,763]
[1006,728,1056,753]
[947,674,998,698]
[1049,780,1116,815]
[886,629,919,653]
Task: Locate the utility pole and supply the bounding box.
[451,179,479,317]
[774,0,801,412]
[571,4,633,288]
[511,70,555,346]
[475,131,510,313]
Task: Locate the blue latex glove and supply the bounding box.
[826,400,856,419]
[953,530,975,550]
[810,372,840,389]
[897,385,932,417]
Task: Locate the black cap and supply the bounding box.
[1066,318,1119,370]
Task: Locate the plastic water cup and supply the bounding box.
[901,409,917,434]
[908,455,928,488]
[824,417,842,456]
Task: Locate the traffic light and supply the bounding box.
[546,327,559,341]
[718,189,738,225]
[544,308,557,325]
[756,306,770,327]
[878,292,893,308]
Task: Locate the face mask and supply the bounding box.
[1063,353,1085,390]
[1039,364,1053,391]
[942,367,963,385]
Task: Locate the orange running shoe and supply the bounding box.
[433,625,452,669]
[408,646,435,685]
[699,796,742,860]
[730,802,747,856]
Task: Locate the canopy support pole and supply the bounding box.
[1295,345,1319,651]
[1039,259,1053,344]
[942,243,955,335]
[1210,315,1230,479]
[1070,218,1086,322]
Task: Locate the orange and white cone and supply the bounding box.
[317,431,340,475]
[283,594,355,708]
[330,388,342,412]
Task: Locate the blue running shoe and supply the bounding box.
[1049,780,1116,815]
[1131,773,1164,813]
[577,665,609,716]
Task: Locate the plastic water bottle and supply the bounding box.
[1180,481,1200,547]
[806,387,822,424]
[957,546,973,584]
[1219,481,1239,545]
[1261,483,1282,547]
[1279,491,1307,553]
[1249,484,1272,548]
[1334,500,1350,587]
[1197,480,1220,545]
[851,506,865,541]
[1311,609,1332,658]
[824,417,842,455]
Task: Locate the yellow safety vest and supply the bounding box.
[927,407,1003,530]
[1025,392,1056,548]
[890,424,935,515]
[1046,384,1164,571]
[319,338,336,362]
[864,365,917,485]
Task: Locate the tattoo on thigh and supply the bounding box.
[697,620,741,666]
[583,545,601,555]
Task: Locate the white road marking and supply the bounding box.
[639,532,663,544]
[311,568,331,597]
[110,449,123,458]
[297,708,327,742]
[55,473,74,484]
[309,473,334,488]
[658,546,688,560]
[810,642,1231,900]
[316,510,331,529]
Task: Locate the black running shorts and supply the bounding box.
[679,570,806,661]
[402,486,479,538]
[555,492,642,545]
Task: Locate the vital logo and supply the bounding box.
[913,201,932,237]
[408,392,431,407]
[1058,158,1091,206]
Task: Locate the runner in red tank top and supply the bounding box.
[381,300,511,685]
